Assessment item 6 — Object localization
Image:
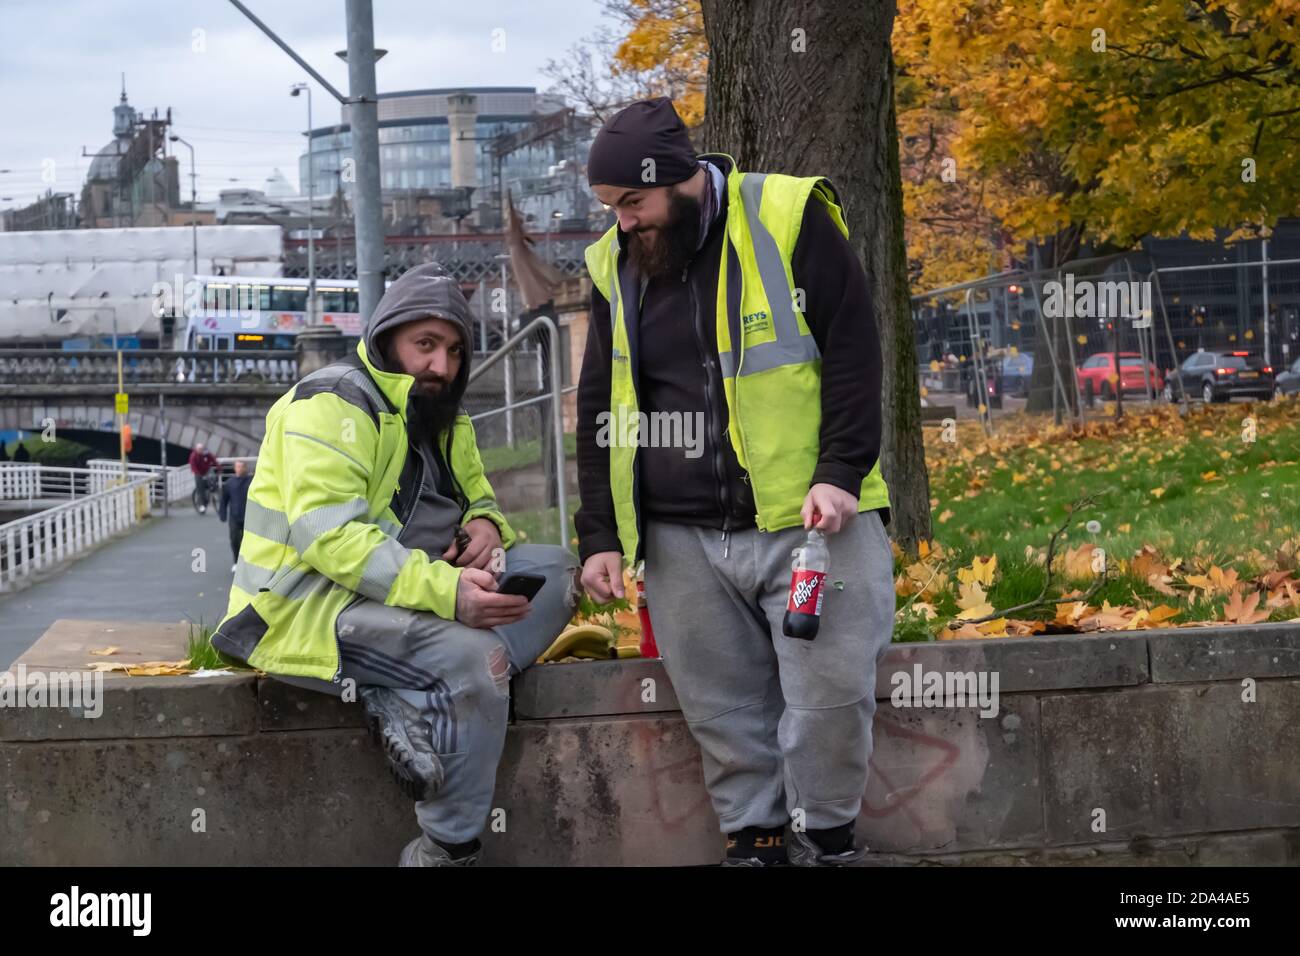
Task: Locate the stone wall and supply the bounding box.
[2,619,1297,866]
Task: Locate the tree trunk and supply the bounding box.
[699,0,931,552]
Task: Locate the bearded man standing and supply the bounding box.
[576,98,896,867]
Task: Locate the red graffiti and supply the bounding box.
[860,714,962,832]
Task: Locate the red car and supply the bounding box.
[1076,352,1164,400]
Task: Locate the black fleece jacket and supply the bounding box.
[576,162,888,563]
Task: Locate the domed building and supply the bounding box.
[79,80,184,228]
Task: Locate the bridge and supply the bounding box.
[1,339,565,461]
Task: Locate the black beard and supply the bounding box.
[626,189,701,281]
[406,387,460,447]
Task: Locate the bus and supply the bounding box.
[178,275,363,352]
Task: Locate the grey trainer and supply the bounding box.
[359,686,444,802]
[787,829,869,867]
[398,834,481,867]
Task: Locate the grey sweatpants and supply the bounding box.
[275,543,580,844]
[644,511,895,834]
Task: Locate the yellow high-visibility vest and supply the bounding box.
[584,155,891,562]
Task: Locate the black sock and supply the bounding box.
[725,825,786,862]
[807,822,854,855]
[433,837,482,860]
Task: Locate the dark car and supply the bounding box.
[1163,350,1276,404]
[1274,356,1300,398]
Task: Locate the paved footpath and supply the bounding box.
[0,505,237,669]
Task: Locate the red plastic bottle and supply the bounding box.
[635,562,659,657]
[783,529,829,640]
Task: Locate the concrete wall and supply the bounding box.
[2,619,1298,866]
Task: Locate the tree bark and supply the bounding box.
[699,0,931,552]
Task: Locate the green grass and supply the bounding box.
[927,404,1300,571]
[479,433,577,474]
[502,495,581,549]
[901,399,1300,639]
[185,620,253,672]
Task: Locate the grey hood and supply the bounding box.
[364,261,475,406]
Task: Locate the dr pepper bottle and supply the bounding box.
[783,529,829,640]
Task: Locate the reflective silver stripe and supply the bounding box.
[288,497,369,553]
[242,498,290,541]
[240,560,335,602]
[719,349,736,379]
[356,535,412,601]
[377,517,401,537]
[465,497,497,513]
[607,246,622,338]
[284,430,368,472]
[729,173,822,378]
[233,556,279,594]
[341,366,386,413]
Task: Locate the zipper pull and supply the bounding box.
[722,530,730,558]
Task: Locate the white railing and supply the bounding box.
[87,460,195,506]
[0,463,116,502]
[0,473,156,593]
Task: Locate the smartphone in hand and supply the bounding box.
[495,572,546,602]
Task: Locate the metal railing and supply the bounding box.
[0,471,156,592]
[86,460,196,507]
[0,463,115,503]
[467,314,569,545]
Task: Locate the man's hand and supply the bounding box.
[580,551,625,603]
[442,517,502,571]
[455,567,531,629]
[801,482,859,534]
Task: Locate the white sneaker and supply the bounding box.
[200,505,207,513]
[231,563,238,572]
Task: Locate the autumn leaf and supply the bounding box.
[957,554,998,587]
[1054,601,1091,627]
[1221,588,1271,625]
[1184,565,1239,596]
[956,581,994,620]
[87,646,121,657]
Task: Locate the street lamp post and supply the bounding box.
[291,82,316,325]
[168,135,199,276]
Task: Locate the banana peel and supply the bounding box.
[539,624,616,663]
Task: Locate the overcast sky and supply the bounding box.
[0,0,611,208]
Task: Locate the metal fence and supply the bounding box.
[464,313,575,548]
[911,242,1300,433]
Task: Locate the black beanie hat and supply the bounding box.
[587,97,698,189]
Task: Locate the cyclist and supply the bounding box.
[189,442,219,513]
